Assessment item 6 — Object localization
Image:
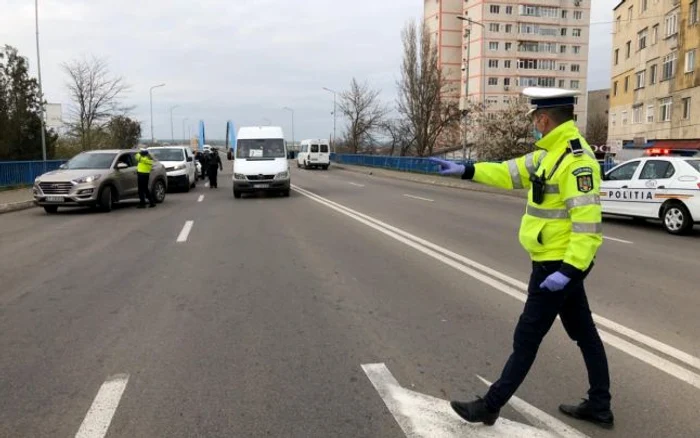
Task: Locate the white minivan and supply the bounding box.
[232,126,290,198]
[148,146,197,192]
[297,139,331,170]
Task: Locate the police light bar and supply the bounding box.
[645,148,670,156]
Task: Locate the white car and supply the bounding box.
[297,139,331,170]
[148,146,198,192]
[601,156,700,234]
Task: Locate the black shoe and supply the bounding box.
[450,398,500,426]
[149,204,156,208]
[137,204,146,209]
[559,399,614,430]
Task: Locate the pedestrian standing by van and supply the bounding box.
[430,87,614,430]
[207,148,223,188]
[135,148,156,208]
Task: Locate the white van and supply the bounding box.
[232,126,290,198]
[297,139,331,170]
[148,146,197,192]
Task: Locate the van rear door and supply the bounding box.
[319,143,330,163]
[309,143,320,163]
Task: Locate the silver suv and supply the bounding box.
[33,149,168,214]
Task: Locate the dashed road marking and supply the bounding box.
[74,374,129,438]
[603,235,633,244]
[403,194,435,202]
[197,195,204,203]
[177,220,194,243]
[349,182,365,188]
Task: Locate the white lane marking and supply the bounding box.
[362,363,571,438]
[197,195,204,203]
[176,220,194,243]
[403,194,435,202]
[349,182,365,187]
[205,182,210,188]
[603,235,633,244]
[293,185,700,386]
[75,374,129,438]
[476,376,590,438]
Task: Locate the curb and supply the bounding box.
[332,164,528,199]
[0,200,37,215]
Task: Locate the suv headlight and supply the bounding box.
[274,171,290,180]
[173,163,187,171]
[233,173,247,180]
[72,174,102,184]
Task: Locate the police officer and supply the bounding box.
[431,88,613,429]
[207,148,223,188]
[135,148,156,208]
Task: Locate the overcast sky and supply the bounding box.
[3,0,613,141]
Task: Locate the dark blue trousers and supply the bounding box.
[484,261,611,411]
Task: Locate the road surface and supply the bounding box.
[0,165,698,437]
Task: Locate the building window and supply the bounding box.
[571,64,581,72]
[559,63,568,71]
[505,42,512,51]
[570,80,580,89]
[489,42,499,51]
[562,10,568,19]
[504,78,511,86]
[641,0,648,13]
[489,59,499,68]
[488,77,498,85]
[622,111,628,125]
[685,49,696,73]
[572,28,582,37]
[682,98,691,119]
[635,70,646,89]
[650,64,658,84]
[624,76,630,92]
[646,105,654,123]
[490,5,500,14]
[614,49,619,65]
[489,23,500,32]
[559,79,566,88]
[574,10,583,20]
[504,60,512,68]
[560,45,567,54]
[691,1,699,25]
[486,97,499,106]
[573,45,581,54]
[638,28,648,50]
[505,24,513,33]
[626,41,631,58]
[633,106,643,124]
[613,81,619,96]
[662,52,677,80]
[665,13,678,37]
[505,6,513,15]
[628,6,634,22]
[561,28,567,36]
[660,97,672,122]
[652,24,659,44]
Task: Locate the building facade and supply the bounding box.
[425,0,591,133]
[608,0,700,154]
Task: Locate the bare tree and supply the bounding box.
[470,98,535,161]
[63,56,130,150]
[397,20,461,157]
[381,118,414,156]
[338,78,387,154]
[586,112,608,146]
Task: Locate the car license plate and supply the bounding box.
[46,196,64,202]
[254,184,270,189]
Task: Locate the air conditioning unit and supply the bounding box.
[504,86,510,91]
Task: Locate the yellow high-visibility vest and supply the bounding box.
[135,153,153,174]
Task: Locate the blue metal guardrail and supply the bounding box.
[0,160,66,187]
[332,154,617,175]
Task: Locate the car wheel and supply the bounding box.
[183,179,191,193]
[304,161,309,169]
[233,189,242,199]
[99,186,113,212]
[323,165,329,170]
[662,202,693,235]
[43,205,58,214]
[153,180,167,203]
[297,161,301,168]
[282,189,291,197]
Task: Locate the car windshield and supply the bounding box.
[150,148,184,161]
[236,139,285,159]
[686,160,700,173]
[65,153,117,170]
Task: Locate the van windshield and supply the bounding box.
[149,148,184,161]
[237,139,285,159]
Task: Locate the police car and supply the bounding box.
[601,151,700,235]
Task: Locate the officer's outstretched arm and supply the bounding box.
[472,150,545,190]
[558,162,604,279]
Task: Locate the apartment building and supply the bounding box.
[608,0,700,154]
[425,0,591,133]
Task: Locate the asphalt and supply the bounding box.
[0,164,698,437]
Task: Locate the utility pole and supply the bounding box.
[35,0,47,162]
[283,107,295,150]
[322,87,337,152]
[182,117,189,142]
[457,16,485,162]
[170,104,179,143]
[149,83,165,143]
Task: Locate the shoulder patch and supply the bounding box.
[576,174,594,193]
[572,166,593,176]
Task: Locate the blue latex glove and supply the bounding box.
[539,271,571,292]
[429,158,465,176]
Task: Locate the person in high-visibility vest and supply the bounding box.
[431,87,613,429]
[135,148,155,208]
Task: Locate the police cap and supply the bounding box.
[523,87,581,116]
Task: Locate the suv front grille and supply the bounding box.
[39,182,73,194]
[246,175,275,181]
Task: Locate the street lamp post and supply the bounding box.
[149,83,166,144]
[182,117,189,143]
[283,107,295,150]
[322,87,337,152]
[457,16,485,161]
[35,0,47,162]
[169,105,179,143]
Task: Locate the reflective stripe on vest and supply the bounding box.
[545,184,559,194]
[508,159,523,189]
[572,222,603,234]
[526,205,569,219]
[524,153,537,175]
[565,194,601,210]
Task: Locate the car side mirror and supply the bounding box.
[186,156,193,162]
[116,162,128,170]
